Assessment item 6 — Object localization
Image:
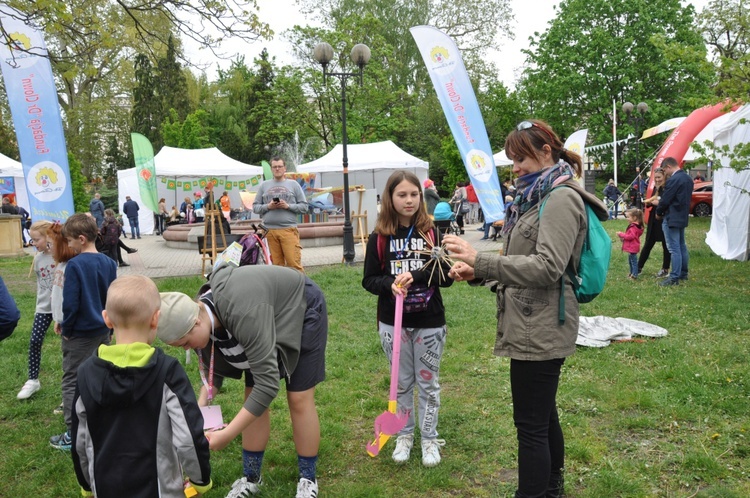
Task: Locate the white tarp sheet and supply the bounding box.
[577,316,669,348]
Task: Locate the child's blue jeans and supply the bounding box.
[629,253,639,277]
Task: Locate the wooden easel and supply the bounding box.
[351,186,368,255]
[200,189,227,276]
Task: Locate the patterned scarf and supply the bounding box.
[502,160,576,235]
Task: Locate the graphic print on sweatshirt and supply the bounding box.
[389,234,434,313]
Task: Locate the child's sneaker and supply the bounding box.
[392,434,413,464]
[421,438,446,467]
[225,477,261,497]
[17,379,41,400]
[655,269,669,278]
[49,431,72,451]
[53,402,64,415]
[295,478,318,498]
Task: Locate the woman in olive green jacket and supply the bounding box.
[444,119,608,498]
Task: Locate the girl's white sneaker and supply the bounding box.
[392,434,413,464]
[17,379,41,400]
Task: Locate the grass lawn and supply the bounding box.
[1,217,748,497]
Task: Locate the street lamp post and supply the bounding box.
[313,42,371,265]
[622,101,649,173]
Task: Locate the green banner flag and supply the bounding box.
[262,160,272,181]
[130,133,159,212]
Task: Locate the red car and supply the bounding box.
[691,181,712,217]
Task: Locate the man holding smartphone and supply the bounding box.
[253,157,308,272]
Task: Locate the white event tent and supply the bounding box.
[0,153,30,212]
[705,104,750,261]
[297,140,429,194]
[117,146,262,235]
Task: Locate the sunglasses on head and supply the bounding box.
[516,120,557,144]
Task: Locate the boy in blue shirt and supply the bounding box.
[50,213,117,451]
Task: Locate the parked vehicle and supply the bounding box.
[691,181,712,217]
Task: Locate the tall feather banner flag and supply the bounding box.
[564,129,589,167]
[130,133,159,212]
[410,25,504,222]
[0,7,74,221]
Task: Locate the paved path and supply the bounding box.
[24,222,502,279]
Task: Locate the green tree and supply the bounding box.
[103,136,129,187]
[67,153,88,214]
[132,54,162,148]
[698,0,750,99]
[161,109,213,149]
[157,36,191,122]
[478,79,526,151]
[519,0,714,177]
[1,0,270,64]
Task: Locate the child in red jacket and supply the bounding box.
[617,208,644,280]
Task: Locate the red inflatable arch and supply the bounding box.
[644,102,738,221]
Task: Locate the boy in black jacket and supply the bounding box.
[71,275,212,497]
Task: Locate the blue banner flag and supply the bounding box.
[0,176,14,194]
[0,7,74,222]
[410,25,504,222]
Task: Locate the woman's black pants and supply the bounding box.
[510,357,565,498]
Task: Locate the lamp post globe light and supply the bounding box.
[313,42,371,265]
[622,101,649,173]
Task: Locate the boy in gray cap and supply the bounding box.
[158,263,327,498]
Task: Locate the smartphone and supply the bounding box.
[273,197,280,203]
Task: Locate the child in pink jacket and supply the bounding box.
[617,208,644,279]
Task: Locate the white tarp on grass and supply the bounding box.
[577,316,669,348]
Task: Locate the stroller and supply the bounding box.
[433,201,461,236]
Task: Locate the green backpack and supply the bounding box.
[540,186,611,322]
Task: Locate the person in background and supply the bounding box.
[423,179,441,216]
[71,275,212,498]
[253,157,308,272]
[179,196,191,218]
[167,205,180,225]
[638,168,671,277]
[220,190,232,222]
[0,275,20,342]
[617,208,644,280]
[49,213,117,451]
[450,182,467,234]
[362,170,453,467]
[444,119,608,498]
[1,196,18,214]
[16,221,56,400]
[155,197,167,235]
[603,179,622,220]
[47,222,78,416]
[693,171,705,182]
[16,204,31,247]
[89,193,105,228]
[100,209,123,266]
[123,195,140,239]
[465,181,480,224]
[655,156,693,286]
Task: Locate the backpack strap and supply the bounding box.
[377,233,387,271]
[539,185,580,325]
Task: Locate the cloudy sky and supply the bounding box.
[190,0,711,88]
